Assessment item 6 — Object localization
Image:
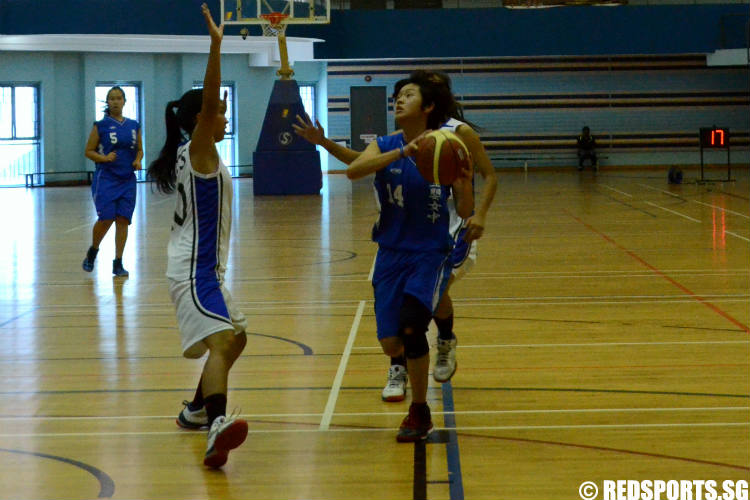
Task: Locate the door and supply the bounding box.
[350,86,387,152]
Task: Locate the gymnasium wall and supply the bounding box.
[0,50,325,175]
[1,2,748,172]
[325,56,750,169]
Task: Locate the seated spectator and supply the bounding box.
[577,126,598,171]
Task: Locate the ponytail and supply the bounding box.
[147,89,204,194]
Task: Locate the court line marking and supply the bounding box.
[692,200,750,219]
[0,447,115,498]
[0,422,747,438]
[63,220,97,234]
[726,230,750,243]
[638,183,750,219]
[11,293,748,311]
[568,211,750,333]
[319,300,365,430]
[600,185,633,197]
[644,201,702,223]
[4,269,746,289]
[440,382,464,500]
[352,340,750,350]
[607,183,749,241]
[2,406,747,422]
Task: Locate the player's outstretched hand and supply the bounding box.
[292,113,325,145]
[201,3,224,44]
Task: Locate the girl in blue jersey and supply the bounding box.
[82,86,143,276]
[146,4,248,468]
[294,71,497,402]
[347,72,474,442]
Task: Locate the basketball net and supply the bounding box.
[260,13,294,80]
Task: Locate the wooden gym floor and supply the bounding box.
[0,167,748,500]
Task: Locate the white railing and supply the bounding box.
[0,141,39,187]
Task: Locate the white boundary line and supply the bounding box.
[352,339,750,350]
[644,201,702,223]
[639,184,750,220]
[726,231,750,243]
[692,199,750,219]
[1,406,747,422]
[319,300,365,430]
[0,422,747,438]
[600,185,634,197]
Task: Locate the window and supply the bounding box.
[299,84,315,124]
[95,83,145,180]
[0,84,40,186]
[192,83,237,175]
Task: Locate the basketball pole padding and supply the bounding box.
[253,79,322,195]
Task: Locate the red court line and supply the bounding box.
[566,211,750,334]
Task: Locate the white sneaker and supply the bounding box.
[176,401,208,430]
[433,337,457,383]
[382,365,407,402]
[203,414,248,468]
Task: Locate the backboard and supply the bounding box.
[221,0,330,24]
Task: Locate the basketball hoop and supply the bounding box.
[260,12,289,37]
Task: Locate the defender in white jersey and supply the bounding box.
[167,141,245,357]
[293,72,497,399]
[146,4,248,469]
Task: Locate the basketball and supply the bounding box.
[414,130,471,185]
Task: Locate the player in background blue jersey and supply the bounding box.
[346,72,474,442]
[82,86,142,276]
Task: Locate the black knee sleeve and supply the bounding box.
[399,294,431,359]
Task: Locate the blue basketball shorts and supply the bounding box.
[92,171,137,222]
[371,247,452,340]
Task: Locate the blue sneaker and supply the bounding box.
[82,247,98,272]
[112,258,129,277]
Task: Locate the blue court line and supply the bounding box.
[441,382,464,500]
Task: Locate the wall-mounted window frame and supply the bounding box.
[0,83,41,187]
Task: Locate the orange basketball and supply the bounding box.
[414,130,471,185]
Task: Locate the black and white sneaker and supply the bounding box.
[176,401,208,430]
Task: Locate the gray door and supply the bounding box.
[350,86,387,152]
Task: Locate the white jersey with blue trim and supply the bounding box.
[166,141,233,282]
[441,118,470,235]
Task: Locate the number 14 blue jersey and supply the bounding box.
[372,133,453,253]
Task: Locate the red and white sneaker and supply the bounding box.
[203,415,248,468]
[396,403,433,442]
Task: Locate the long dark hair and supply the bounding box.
[147,89,203,194]
[103,86,125,116]
[399,71,479,131]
